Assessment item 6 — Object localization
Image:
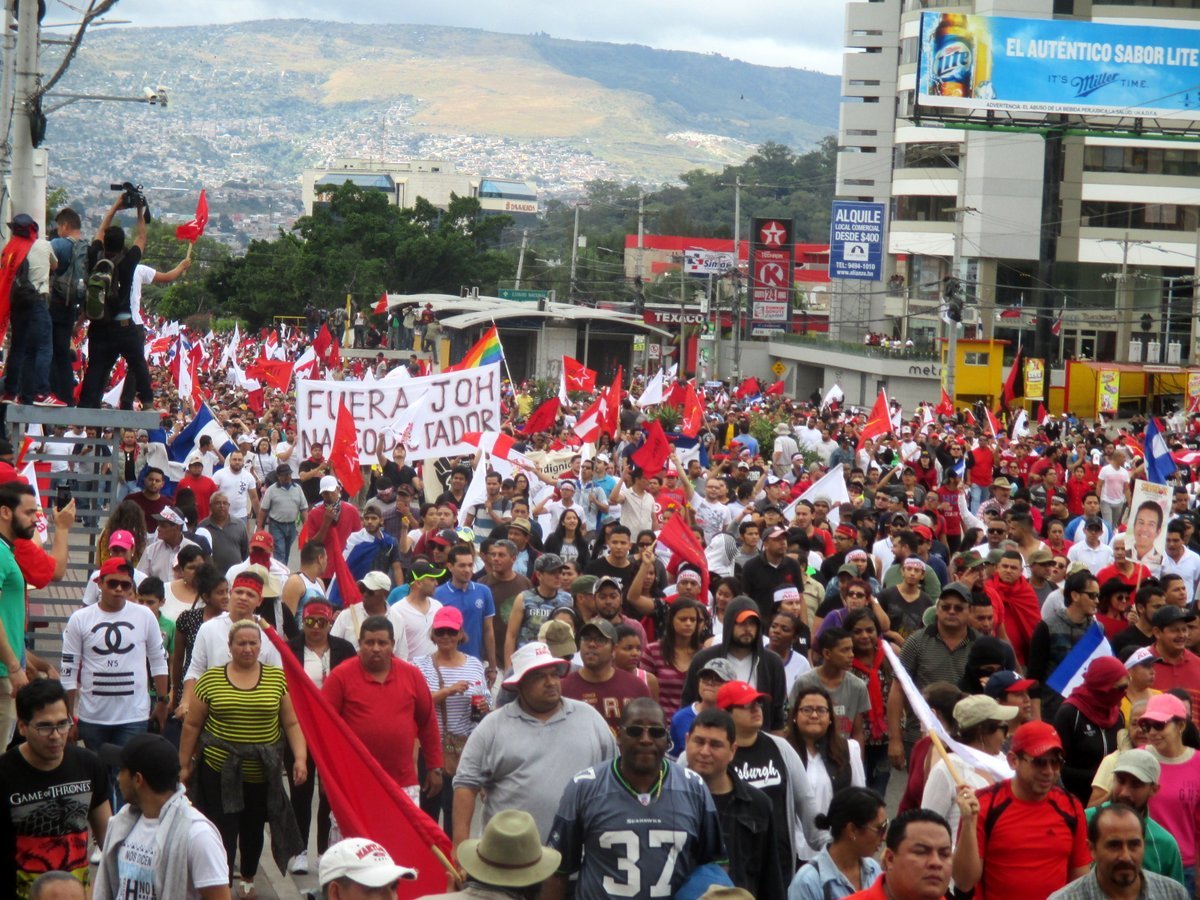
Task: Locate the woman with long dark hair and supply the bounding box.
[844,607,893,798]
[543,508,591,570]
[162,544,209,623]
[167,563,228,746]
[643,599,706,719]
[786,683,865,864]
[788,786,886,900]
[98,500,148,565]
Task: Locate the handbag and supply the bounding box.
[432,660,469,776]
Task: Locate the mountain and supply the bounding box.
[43,20,839,243]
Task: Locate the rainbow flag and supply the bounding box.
[451,324,504,370]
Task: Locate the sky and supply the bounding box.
[49,0,852,75]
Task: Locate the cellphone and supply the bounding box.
[55,483,73,511]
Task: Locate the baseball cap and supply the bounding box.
[537,619,578,658]
[698,658,737,682]
[534,553,565,573]
[409,560,445,581]
[319,838,417,888]
[837,563,859,578]
[432,606,464,632]
[953,695,1020,730]
[984,671,1037,699]
[958,551,986,570]
[940,582,973,603]
[1113,748,1161,785]
[764,525,787,540]
[358,571,391,593]
[579,617,618,643]
[1010,721,1063,757]
[98,558,134,580]
[569,575,598,595]
[153,507,185,527]
[99,733,179,786]
[186,456,204,468]
[249,530,274,551]
[593,575,623,594]
[1141,693,1189,723]
[1084,515,1104,530]
[427,532,451,548]
[716,680,769,710]
[1123,646,1158,668]
[985,549,1005,565]
[319,475,340,493]
[503,641,569,689]
[275,463,292,475]
[1027,548,1053,565]
[1151,606,1198,629]
[108,529,135,550]
[734,608,761,624]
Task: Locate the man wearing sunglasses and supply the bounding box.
[953,721,1091,900]
[60,558,168,809]
[0,679,111,897]
[544,697,727,900]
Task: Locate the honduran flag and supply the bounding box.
[169,402,236,468]
[1046,622,1111,699]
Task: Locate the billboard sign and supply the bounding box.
[684,250,735,275]
[829,202,885,281]
[1023,358,1045,401]
[918,12,1200,121]
[749,218,794,335]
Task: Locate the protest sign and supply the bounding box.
[297,364,501,463]
[1126,479,1170,573]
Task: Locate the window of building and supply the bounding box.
[894,143,960,169]
[1080,200,1200,231]
[1083,145,1200,177]
[900,37,919,65]
[893,195,957,222]
[964,353,990,366]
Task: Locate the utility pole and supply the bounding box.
[946,142,971,404]
[732,175,741,381]
[0,1,18,230]
[514,228,527,289]
[10,0,42,227]
[569,205,580,299]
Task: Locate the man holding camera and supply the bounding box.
[78,193,185,410]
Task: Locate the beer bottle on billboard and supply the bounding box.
[932,14,974,98]
[970,18,994,99]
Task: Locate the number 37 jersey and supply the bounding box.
[548,759,727,899]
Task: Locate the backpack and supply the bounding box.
[50,237,89,313]
[85,251,125,322]
[9,259,40,312]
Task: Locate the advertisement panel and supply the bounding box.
[1188,371,1200,407]
[829,202,885,281]
[749,218,794,336]
[1097,369,1120,415]
[918,12,1200,121]
[684,250,735,275]
[1023,358,1045,401]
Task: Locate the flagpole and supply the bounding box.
[491,319,516,387]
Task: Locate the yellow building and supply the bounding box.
[941,339,1008,410]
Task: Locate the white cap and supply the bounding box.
[319,475,340,493]
[318,838,417,887]
[1125,646,1157,668]
[502,641,568,689]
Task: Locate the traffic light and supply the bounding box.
[944,277,964,323]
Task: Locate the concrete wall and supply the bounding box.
[769,339,941,409]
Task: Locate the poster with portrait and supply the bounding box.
[1126,479,1171,574]
[1097,369,1120,415]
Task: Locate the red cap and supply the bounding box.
[716,681,769,711]
[835,523,857,538]
[912,525,934,542]
[734,608,761,625]
[1010,721,1062,757]
[250,530,274,550]
[98,558,133,580]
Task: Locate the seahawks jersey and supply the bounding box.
[548,758,727,898]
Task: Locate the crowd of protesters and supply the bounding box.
[1,300,1199,899]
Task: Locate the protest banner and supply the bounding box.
[297,364,501,463]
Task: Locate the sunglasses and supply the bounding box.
[1019,754,1065,769]
[302,617,329,628]
[982,721,1010,735]
[845,591,868,599]
[104,579,133,591]
[987,528,1007,535]
[624,724,669,740]
[432,628,459,637]
[1137,719,1174,732]
[939,603,967,613]
[1076,590,1100,599]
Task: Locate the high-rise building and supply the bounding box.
[833,0,1200,367]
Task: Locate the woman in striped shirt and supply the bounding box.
[180,615,306,899]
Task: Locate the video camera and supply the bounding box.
[110,181,152,222]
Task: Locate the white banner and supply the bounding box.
[296,364,502,463]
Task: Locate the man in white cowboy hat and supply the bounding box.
[420,809,560,898]
[319,837,416,899]
[452,642,615,848]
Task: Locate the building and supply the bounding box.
[832,0,1200,383]
[301,158,539,224]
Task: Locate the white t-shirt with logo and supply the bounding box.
[114,811,229,899]
[211,466,257,518]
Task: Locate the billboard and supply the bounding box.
[749,218,794,336]
[829,202,885,281]
[1024,358,1045,401]
[918,12,1200,121]
[684,250,735,275]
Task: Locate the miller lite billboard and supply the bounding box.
[749,217,794,336]
[918,12,1200,121]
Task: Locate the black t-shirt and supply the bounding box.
[877,586,933,640]
[87,240,142,316]
[587,556,640,607]
[729,734,792,869]
[298,458,325,506]
[0,745,110,897]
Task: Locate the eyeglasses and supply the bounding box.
[797,706,831,717]
[302,617,329,628]
[104,579,133,591]
[1137,719,1174,732]
[30,720,71,737]
[1076,590,1100,599]
[845,591,868,600]
[1019,754,1065,770]
[624,724,669,740]
[432,628,459,637]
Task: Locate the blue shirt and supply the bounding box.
[434,580,495,661]
[789,846,882,900]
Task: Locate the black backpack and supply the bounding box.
[10,258,40,312]
[85,251,125,322]
[51,237,90,314]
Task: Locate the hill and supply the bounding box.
[43,20,838,241]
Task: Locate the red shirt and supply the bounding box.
[323,657,442,788]
[177,473,218,520]
[1153,650,1200,726]
[845,875,888,900]
[1095,562,1150,590]
[969,447,995,487]
[303,503,363,579]
[14,538,55,589]
[560,668,652,733]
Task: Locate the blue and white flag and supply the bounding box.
[1046,622,1111,698]
[950,457,966,479]
[169,402,236,467]
[1144,417,1177,485]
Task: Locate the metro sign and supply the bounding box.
[759,220,788,247]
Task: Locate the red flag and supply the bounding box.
[657,509,709,600]
[373,292,388,315]
[175,189,209,242]
[631,420,671,475]
[521,396,561,436]
[245,387,265,416]
[682,384,704,439]
[1036,402,1048,426]
[856,390,892,451]
[1001,352,1022,407]
[962,407,977,427]
[255,359,294,393]
[984,406,1002,439]
[313,324,341,371]
[603,366,623,439]
[999,306,1022,319]
[330,398,364,497]
[562,356,597,393]
[664,381,688,409]
[261,626,451,897]
[0,230,34,347]
[764,380,785,397]
[734,377,761,399]
[574,395,604,443]
[330,538,363,607]
[935,387,955,417]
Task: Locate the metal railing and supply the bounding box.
[773,333,940,361]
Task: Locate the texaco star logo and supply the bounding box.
[759,220,787,247]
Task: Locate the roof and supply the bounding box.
[377,293,671,338]
[315,173,395,191]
